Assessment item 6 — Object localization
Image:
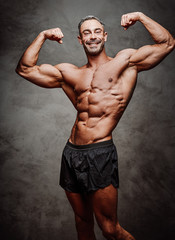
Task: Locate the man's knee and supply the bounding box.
[100,220,121,240]
[100,220,115,239]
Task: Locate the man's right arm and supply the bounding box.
[16,28,64,88]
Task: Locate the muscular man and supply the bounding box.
[16,12,174,240]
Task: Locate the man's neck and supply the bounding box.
[86,49,110,69]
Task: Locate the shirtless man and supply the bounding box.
[16,12,174,240]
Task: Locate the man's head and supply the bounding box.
[78,16,107,56]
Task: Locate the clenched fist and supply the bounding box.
[43,28,64,43]
[121,12,142,30]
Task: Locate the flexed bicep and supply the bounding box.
[17,63,64,88]
[129,43,173,72]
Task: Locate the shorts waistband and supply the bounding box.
[67,139,114,150]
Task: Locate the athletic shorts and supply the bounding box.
[59,139,119,193]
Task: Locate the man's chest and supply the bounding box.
[62,55,135,98]
[71,67,122,96]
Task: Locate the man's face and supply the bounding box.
[78,19,107,56]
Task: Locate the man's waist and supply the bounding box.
[67,138,114,150]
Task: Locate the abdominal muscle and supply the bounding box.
[69,89,126,145]
[69,116,115,145]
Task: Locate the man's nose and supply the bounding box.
[90,32,96,39]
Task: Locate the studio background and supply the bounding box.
[0,0,175,239]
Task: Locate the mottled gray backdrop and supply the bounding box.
[0,0,175,239]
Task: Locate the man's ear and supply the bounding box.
[104,32,108,42]
[77,35,83,45]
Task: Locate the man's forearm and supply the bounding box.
[17,32,46,71]
[16,28,64,74]
[138,12,174,47]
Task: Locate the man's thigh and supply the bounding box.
[65,191,94,221]
[90,184,118,225]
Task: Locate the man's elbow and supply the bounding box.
[171,38,175,49]
[166,35,175,51]
[15,63,22,75]
[15,64,28,77]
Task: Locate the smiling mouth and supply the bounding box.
[86,42,100,48]
[89,43,98,47]
[86,40,101,45]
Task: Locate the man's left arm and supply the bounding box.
[121,12,175,71]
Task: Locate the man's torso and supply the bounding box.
[57,49,138,144]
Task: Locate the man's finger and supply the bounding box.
[58,39,63,44]
[121,14,125,26]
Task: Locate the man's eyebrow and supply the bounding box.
[94,28,103,31]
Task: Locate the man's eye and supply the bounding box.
[84,32,90,35]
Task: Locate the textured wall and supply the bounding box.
[0,0,175,239]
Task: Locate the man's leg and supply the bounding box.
[65,191,96,240]
[90,184,135,240]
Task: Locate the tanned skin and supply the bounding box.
[16,12,174,240]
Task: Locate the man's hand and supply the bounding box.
[43,28,64,43]
[121,12,141,30]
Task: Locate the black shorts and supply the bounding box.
[59,139,119,193]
